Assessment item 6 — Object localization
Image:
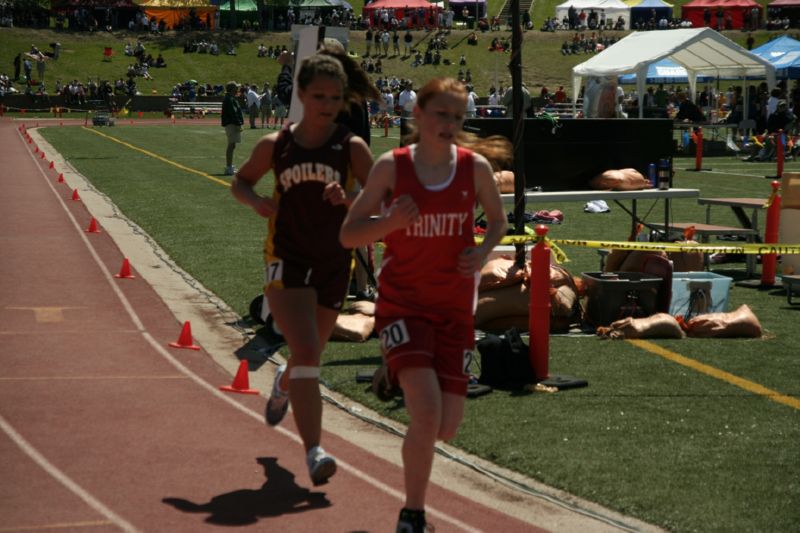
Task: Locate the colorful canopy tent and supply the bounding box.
[629,0,673,26]
[750,35,800,78]
[362,0,441,27]
[573,28,776,117]
[555,0,632,29]
[134,0,217,29]
[218,0,258,27]
[449,0,488,20]
[296,0,353,8]
[680,0,760,30]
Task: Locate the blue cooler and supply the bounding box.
[669,272,732,319]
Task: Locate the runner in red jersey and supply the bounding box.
[340,77,511,533]
[231,54,373,486]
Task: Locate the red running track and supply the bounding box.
[0,118,649,533]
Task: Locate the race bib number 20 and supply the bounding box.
[380,319,410,352]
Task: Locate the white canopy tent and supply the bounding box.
[572,28,776,118]
[556,0,631,27]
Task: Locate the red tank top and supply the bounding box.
[376,145,477,321]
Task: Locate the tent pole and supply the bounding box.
[508,0,526,268]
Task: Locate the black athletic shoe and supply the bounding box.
[396,508,433,533]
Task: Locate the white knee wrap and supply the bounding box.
[289,366,320,380]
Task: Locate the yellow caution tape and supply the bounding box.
[475,235,569,263]
[484,235,800,255]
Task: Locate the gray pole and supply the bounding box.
[508,0,526,267]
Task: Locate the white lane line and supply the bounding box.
[0,415,139,533]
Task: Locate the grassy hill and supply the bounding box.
[0,9,784,99]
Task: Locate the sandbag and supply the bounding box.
[603,250,669,273]
[685,304,763,338]
[596,313,685,339]
[349,300,375,317]
[478,256,528,292]
[493,170,515,194]
[590,168,651,191]
[331,313,374,342]
[475,282,529,327]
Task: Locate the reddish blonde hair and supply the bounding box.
[403,77,512,171]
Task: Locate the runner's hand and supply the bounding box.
[253,196,277,218]
[323,182,347,206]
[386,194,419,231]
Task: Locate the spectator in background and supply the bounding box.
[554,85,567,104]
[501,82,531,117]
[675,92,706,123]
[398,80,417,117]
[246,84,261,129]
[466,84,478,117]
[260,82,273,128]
[221,81,244,175]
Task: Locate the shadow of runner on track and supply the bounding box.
[162,457,330,525]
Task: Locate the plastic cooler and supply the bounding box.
[669,271,732,319]
[581,272,663,327]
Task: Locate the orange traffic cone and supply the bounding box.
[85,217,101,233]
[219,359,260,395]
[169,321,200,350]
[49,160,55,169]
[40,151,46,160]
[57,173,65,183]
[71,188,80,201]
[114,257,135,279]
[34,146,39,153]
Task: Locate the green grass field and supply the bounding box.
[0,15,784,99]
[35,121,799,533]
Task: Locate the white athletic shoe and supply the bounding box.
[265,364,289,426]
[307,446,337,486]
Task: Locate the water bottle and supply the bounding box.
[657,159,670,190]
[647,163,657,188]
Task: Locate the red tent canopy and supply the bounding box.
[682,0,761,29]
[362,0,441,28]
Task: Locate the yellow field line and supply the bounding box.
[627,339,800,411]
[83,126,231,187]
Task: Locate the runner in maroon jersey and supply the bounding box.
[340,77,511,533]
[231,54,373,486]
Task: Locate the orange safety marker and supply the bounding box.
[169,321,200,350]
[114,257,135,279]
[219,359,260,395]
[761,181,782,287]
[529,225,551,381]
[71,188,80,201]
[49,160,55,169]
[57,172,65,183]
[85,217,101,233]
